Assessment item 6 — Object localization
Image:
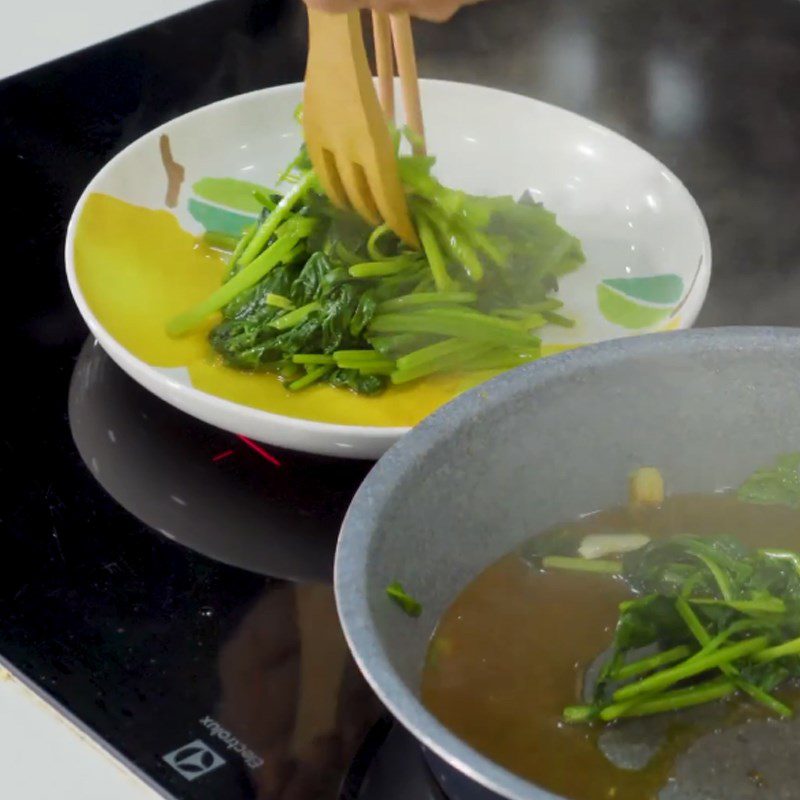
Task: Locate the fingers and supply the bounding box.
[405,0,460,22]
[303,0,360,12]
[303,0,483,22]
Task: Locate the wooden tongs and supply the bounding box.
[303,8,425,247]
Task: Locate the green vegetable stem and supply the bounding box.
[386,582,423,617]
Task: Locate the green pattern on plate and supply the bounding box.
[597,274,685,330]
[192,177,272,214]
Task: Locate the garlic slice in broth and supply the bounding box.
[578,533,650,560]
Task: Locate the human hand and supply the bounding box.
[302,0,485,22]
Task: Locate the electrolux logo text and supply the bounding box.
[199,715,264,769]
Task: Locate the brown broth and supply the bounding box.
[421,493,800,800]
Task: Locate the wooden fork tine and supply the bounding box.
[311,133,381,225]
[365,167,419,245]
[372,11,395,120]
[369,11,421,243]
[390,12,426,155]
[306,140,349,210]
[337,158,382,224]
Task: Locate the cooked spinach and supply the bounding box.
[738,453,800,508]
[560,533,800,723]
[167,127,584,394]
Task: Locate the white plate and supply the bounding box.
[65,80,711,459]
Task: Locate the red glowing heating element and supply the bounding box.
[211,449,234,462]
[236,435,282,468]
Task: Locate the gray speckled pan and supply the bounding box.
[335,327,800,800]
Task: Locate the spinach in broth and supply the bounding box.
[421,462,800,800]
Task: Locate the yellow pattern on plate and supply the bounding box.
[74,193,225,367]
[75,193,544,427]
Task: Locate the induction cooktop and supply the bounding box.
[2,338,443,800]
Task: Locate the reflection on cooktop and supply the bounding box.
[68,339,372,581]
[215,581,384,799]
[62,339,400,798]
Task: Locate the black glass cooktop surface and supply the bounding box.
[1,0,798,797]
